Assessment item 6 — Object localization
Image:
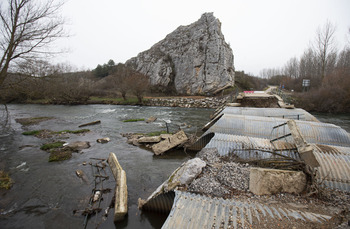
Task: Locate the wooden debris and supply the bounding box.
[78,120,101,128]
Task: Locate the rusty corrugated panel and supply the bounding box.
[142,191,175,213]
[162,191,331,229]
[312,144,350,192]
[204,114,350,147]
[217,107,319,122]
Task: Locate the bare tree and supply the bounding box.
[127,71,149,103]
[283,57,299,79]
[0,0,66,87]
[112,63,131,100]
[313,20,337,79]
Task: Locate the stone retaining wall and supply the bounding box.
[144,97,227,109]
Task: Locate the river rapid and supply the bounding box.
[0,104,349,229]
[0,104,213,229]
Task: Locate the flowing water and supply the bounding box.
[0,105,349,229]
[0,104,213,229]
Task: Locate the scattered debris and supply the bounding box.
[78,120,101,128]
[123,118,145,122]
[249,167,306,195]
[137,136,162,144]
[138,157,206,211]
[96,137,110,143]
[75,169,89,184]
[107,152,127,222]
[152,130,188,155]
[146,116,157,123]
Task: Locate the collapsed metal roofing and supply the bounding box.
[199,114,350,148]
[162,191,332,229]
[214,107,319,122]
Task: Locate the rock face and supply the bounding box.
[126,12,235,95]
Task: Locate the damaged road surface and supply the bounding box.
[139,148,350,229]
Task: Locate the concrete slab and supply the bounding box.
[107,152,128,222]
[249,167,306,195]
[152,130,188,155]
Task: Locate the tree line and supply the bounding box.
[260,21,350,113]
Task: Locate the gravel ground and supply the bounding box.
[188,148,250,197]
[186,148,350,228]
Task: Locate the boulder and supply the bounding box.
[126,12,234,95]
[65,141,90,151]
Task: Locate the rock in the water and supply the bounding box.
[65,141,90,151]
[126,12,234,95]
[97,137,110,143]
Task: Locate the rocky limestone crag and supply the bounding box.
[126,12,235,95]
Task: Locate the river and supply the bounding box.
[0,104,213,229]
[0,105,349,229]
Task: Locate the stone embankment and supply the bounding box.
[145,97,227,109]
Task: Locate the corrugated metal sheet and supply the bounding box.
[191,132,350,192]
[162,191,332,229]
[205,133,299,159]
[216,107,319,122]
[202,114,350,147]
[312,144,350,192]
[142,191,175,213]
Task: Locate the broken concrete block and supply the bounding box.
[107,152,128,222]
[152,130,188,155]
[138,158,206,211]
[160,134,172,140]
[287,120,320,167]
[146,116,157,123]
[249,167,306,195]
[137,136,162,143]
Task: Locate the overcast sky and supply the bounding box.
[57,0,350,76]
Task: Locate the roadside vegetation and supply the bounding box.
[260,22,350,113]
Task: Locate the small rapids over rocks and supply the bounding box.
[0,104,213,229]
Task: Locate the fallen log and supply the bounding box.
[78,120,101,128]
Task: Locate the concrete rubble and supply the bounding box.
[152,130,188,155]
[249,167,306,195]
[122,130,190,155]
[138,157,206,211]
[137,90,350,228]
[107,152,128,222]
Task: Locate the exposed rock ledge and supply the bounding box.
[126,12,235,95]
